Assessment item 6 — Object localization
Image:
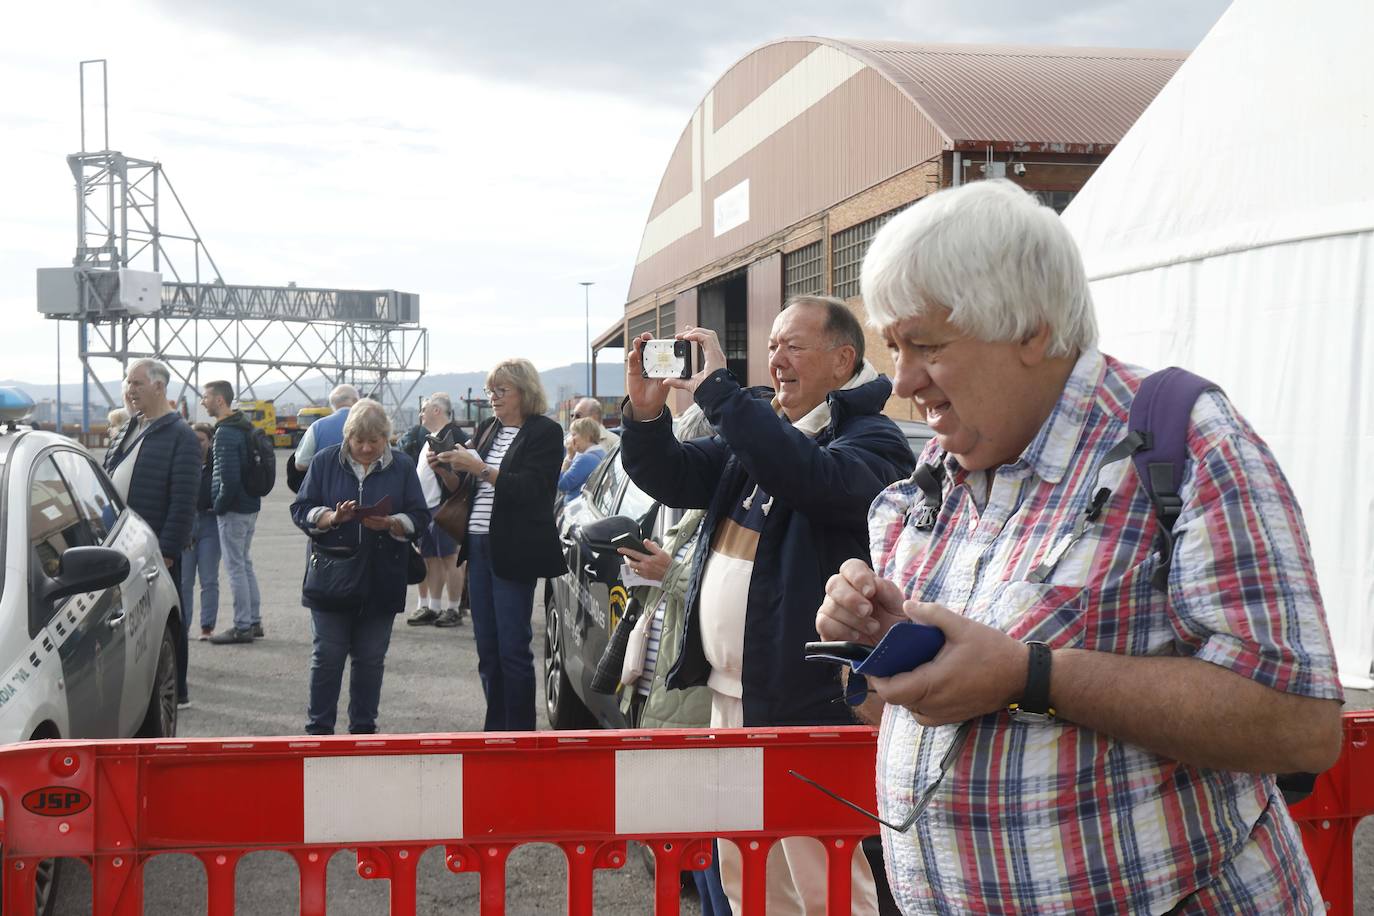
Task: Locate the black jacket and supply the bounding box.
[211,411,261,515]
[103,411,201,558]
[289,444,430,615]
[458,414,566,581]
[621,370,915,726]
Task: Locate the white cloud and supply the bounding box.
[0,0,1227,391]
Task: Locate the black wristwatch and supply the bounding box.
[1007,641,1056,724]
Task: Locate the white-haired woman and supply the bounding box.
[557,416,608,506]
[291,399,430,735]
[436,358,566,731]
[406,392,472,629]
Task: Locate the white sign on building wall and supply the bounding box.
[713,180,750,237]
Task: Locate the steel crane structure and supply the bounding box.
[36,61,428,429]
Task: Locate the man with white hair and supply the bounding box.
[817,180,1343,914]
[104,358,200,704]
[294,383,361,473]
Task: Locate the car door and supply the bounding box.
[561,453,629,702]
[27,454,127,738]
[52,449,155,737]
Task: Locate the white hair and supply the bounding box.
[426,392,454,418]
[329,384,360,409]
[128,358,171,390]
[342,398,391,441]
[860,180,1096,358]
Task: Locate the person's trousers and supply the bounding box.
[180,510,221,630]
[306,609,396,734]
[217,511,261,630]
[167,556,189,703]
[465,533,536,731]
[710,691,880,916]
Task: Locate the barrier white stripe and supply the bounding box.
[614,747,763,834]
[303,754,462,843]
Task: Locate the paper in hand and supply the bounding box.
[620,561,662,588]
[354,494,394,520]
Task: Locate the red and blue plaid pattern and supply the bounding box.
[870,350,1342,915]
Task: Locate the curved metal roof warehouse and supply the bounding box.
[597,37,1185,408]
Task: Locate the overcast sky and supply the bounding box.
[0,0,1229,387]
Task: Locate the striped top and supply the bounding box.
[870,349,1341,915]
[468,426,518,535]
[635,532,700,697]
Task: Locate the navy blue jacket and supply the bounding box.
[211,411,262,515]
[620,370,915,726]
[290,444,430,615]
[103,412,201,558]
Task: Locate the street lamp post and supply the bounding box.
[580,281,594,396]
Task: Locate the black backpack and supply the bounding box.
[243,426,277,497]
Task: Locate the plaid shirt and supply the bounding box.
[872,350,1342,915]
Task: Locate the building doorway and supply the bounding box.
[697,270,748,380]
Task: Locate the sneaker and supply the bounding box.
[406,607,439,626]
[208,627,255,645]
[455,606,468,625]
[177,697,192,709]
[199,627,213,641]
[434,608,462,628]
[251,622,265,639]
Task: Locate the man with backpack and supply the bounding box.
[815,181,1343,915]
[202,379,266,645]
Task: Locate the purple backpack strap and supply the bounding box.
[1128,367,1220,589]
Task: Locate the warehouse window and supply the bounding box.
[1035,190,1077,214]
[626,308,656,342]
[658,301,676,337]
[831,208,904,299]
[783,241,825,300]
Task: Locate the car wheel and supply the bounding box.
[543,593,596,729]
[135,616,179,739]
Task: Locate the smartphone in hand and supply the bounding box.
[640,339,694,379]
[805,622,945,677]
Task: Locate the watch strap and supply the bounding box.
[1010,641,1054,720]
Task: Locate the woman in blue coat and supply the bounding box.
[290,399,430,735]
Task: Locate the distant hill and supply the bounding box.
[2,362,626,416]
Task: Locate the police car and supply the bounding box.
[0,400,182,911]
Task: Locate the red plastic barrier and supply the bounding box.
[0,727,880,915]
[1289,711,1374,916]
[0,714,1365,914]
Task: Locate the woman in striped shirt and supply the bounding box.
[437,358,566,731]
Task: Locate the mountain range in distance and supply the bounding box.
[1,362,627,411]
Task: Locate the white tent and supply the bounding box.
[1062,0,1374,689]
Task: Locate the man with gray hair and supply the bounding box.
[104,357,200,704]
[570,397,618,448]
[294,383,360,473]
[816,179,1342,914]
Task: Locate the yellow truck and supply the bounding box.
[234,401,333,449]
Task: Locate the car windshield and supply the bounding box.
[619,477,655,524]
[0,439,12,596]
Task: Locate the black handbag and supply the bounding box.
[303,538,372,610]
[406,542,426,585]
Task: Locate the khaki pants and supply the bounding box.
[711,691,880,916]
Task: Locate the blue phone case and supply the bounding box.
[851,622,946,677]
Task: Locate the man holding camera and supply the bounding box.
[621,296,915,915]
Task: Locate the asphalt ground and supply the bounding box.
[54,451,1373,914]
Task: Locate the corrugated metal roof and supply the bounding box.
[816,39,1187,152]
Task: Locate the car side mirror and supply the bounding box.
[39,546,130,605]
[579,515,644,557]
